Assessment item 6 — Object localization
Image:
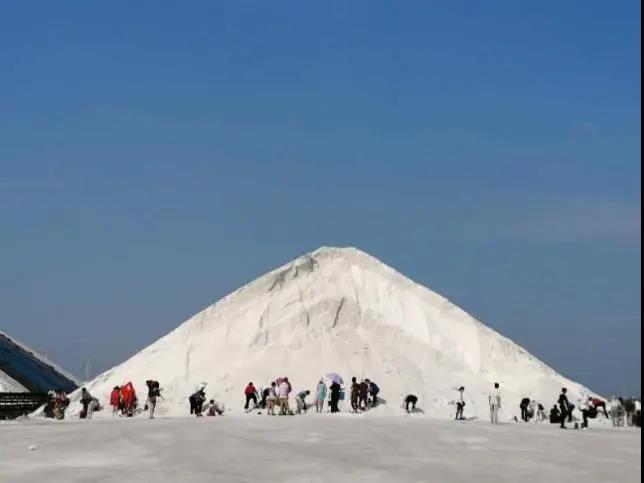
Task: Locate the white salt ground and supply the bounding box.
[0,416,639,483]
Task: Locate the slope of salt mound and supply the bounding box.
[0,370,27,392]
[62,247,595,420]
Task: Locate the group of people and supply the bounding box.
[555,388,611,430]
[44,376,641,431]
[70,380,163,421]
[350,378,380,412]
[109,382,138,417]
[519,398,547,423]
[443,383,501,424]
[605,396,641,428]
[528,390,641,430]
[439,382,502,424]
[108,380,161,419]
[43,390,70,420]
[188,384,225,417]
[254,378,296,415]
[237,376,381,417]
[189,384,208,416]
[443,385,642,431]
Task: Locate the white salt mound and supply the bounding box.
[66,247,594,419]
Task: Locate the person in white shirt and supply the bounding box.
[266,382,278,416]
[278,378,291,415]
[534,401,547,422]
[489,383,502,424]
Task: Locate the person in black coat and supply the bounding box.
[405,394,419,413]
[329,382,341,413]
[549,405,562,424]
[558,388,574,429]
[146,380,161,419]
[189,388,207,417]
[520,397,531,422]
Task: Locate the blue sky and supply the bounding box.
[1,1,640,396]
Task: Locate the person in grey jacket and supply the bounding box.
[296,390,311,414]
[80,388,99,420]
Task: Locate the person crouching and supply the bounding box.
[296,390,310,414]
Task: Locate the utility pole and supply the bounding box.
[84,358,92,382]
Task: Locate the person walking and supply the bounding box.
[535,402,546,422]
[146,380,161,419]
[489,383,502,424]
[609,397,625,427]
[455,387,466,420]
[558,388,574,429]
[520,397,531,422]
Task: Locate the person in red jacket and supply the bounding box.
[589,396,610,418]
[120,382,138,417]
[110,386,121,416]
[244,382,259,410]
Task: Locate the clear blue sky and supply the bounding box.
[1,1,640,396]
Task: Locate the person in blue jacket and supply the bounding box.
[368,379,380,407]
[315,379,327,413]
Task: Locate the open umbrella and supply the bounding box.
[325,373,344,385]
